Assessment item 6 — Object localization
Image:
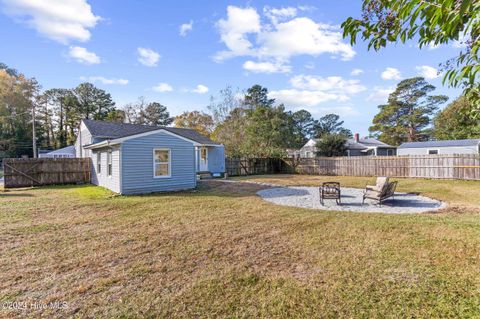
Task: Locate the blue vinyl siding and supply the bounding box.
[121,131,196,194]
[207,146,225,173]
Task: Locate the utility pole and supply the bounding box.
[32,101,37,158]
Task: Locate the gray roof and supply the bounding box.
[47,145,75,155]
[83,119,220,145]
[304,137,394,151]
[398,139,480,149]
[347,137,394,150]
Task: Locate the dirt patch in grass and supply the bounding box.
[1,178,480,318]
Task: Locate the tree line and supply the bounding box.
[1,62,478,160]
[0,63,351,158]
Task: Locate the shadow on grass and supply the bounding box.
[0,192,33,197]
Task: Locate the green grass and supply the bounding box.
[0,176,480,318]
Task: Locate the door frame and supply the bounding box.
[199,146,209,172]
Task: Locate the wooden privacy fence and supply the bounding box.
[291,154,480,180]
[225,157,293,176]
[226,155,480,180]
[3,158,91,188]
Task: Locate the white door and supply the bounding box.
[199,147,208,171]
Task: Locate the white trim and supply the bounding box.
[119,144,123,193]
[153,148,171,179]
[96,151,102,175]
[107,149,113,177]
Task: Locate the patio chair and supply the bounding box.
[365,176,389,192]
[362,181,398,206]
[320,182,341,205]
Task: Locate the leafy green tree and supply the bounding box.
[370,77,448,145]
[63,92,81,144]
[141,102,173,126]
[243,84,275,110]
[288,110,318,148]
[212,107,247,157]
[106,109,126,123]
[342,0,480,117]
[314,114,352,138]
[315,134,348,157]
[434,96,480,139]
[242,105,291,157]
[74,83,115,120]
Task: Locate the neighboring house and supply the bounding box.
[75,119,225,195]
[397,139,480,155]
[299,134,396,157]
[39,145,76,158]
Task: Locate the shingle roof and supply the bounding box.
[82,119,220,145]
[48,145,75,155]
[398,139,480,149]
[305,137,394,151]
[346,137,394,150]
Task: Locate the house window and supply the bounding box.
[428,149,439,155]
[97,152,101,174]
[387,149,395,156]
[154,149,171,178]
[107,150,112,176]
[201,147,207,161]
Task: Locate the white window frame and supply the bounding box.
[428,149,439,155]
[97,152,101,175]
[153,148,171,178]
[107,150,112,177]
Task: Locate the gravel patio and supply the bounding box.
[257,186,446,214]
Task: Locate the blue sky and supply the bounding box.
[0,0,464,135]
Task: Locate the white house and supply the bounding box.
[397,139,480,155]
[38,145,76,158]
[298,134,396,157]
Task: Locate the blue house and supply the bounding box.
[74,119,225,194]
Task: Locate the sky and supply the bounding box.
[0,0,465,135]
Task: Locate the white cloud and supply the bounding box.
[257,18,355,61]
[214,6,355,72]
[366,86,395,102]
[416,65,440,79]
[68,46,100,64]
[215,6,261,61]
[350,68,363,76]
[269,74,366,110]
[243,60,291,73]
[290,75,366,94]
[313,106,360,117]
[192,84,209,94]
[381,67,402,80]
[137,47,160,67]
[80,76,128,85]
[179,20,193,36]
[153,82,173,92]
[263,6,297,24]
[269,89,346,107]
[1,0,100,44]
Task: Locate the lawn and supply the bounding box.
[0,175,479,318]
